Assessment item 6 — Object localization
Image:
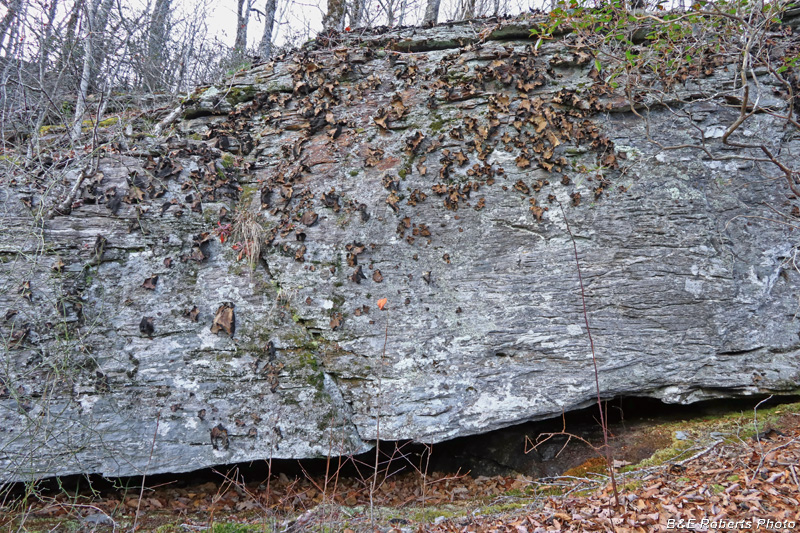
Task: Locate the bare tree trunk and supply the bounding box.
[70,0,113,142]
[423,0,441,25]
[0,0,25,56]
[38,0,59,80]
[88,0,114,93]
[55,0,85,77]
[257,0,277,58]
[145,0,172,90]
[350,0,364,28]
[234,0,252,54]
[322,0,346,31]
[460,0,477,19]
[398,0,408,25]
[383,0,395,26]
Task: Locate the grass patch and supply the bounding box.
[562,456,607,478]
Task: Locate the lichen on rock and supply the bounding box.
[1,15,800,481]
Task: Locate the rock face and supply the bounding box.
[2,17,800,482]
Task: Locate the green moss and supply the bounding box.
[307,371,324,391]
[221,154,235,169]
[350,170,359,177]
[429,119,445,132]
[97,116,119,127]
[299,352,319,371]
[405,506,461,523]
[211,523,260,533]
[38,124,66,135]
[620,480,644,492]
[622,439,693,471]
[40,116,120,135]
[225,86,257,106]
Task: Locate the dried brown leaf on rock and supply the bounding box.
[184,306,200,322]
[210,303,235,337]
[365,147,384,167]
[350,265,366,284]
[139,316,155,336]
[142,275,159,290]
[373,112,389,130]
[406,131,425,153]
[301,210,318,227]
[386,191,400,213]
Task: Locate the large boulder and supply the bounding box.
[2,17,799,481]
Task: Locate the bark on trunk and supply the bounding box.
[460,0,477,19]
[235,0,252,54]
[423,0,441,25]
[322,0,346,31]
[38,0,59,80]
[0,0,25,56]
[145,0,172,89]
[257,0,277,58]
[350,0,364,28]
[70,0,113,142]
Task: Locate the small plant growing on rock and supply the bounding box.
[231,210,265,271]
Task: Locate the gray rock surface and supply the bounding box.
[2,17,800,481]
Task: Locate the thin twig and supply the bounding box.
[133,412,160,532]
[558,200,620,508]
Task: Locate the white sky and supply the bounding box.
[200,0,326,49]
[194,0,549,50]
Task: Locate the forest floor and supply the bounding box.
[2,399,799,532]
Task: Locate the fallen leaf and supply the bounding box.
[142,275,159,290]
[139,317,155,336]
[210,303,235,337]
[184,306,199,322]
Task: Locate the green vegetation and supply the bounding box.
[225,85,257,106]
[221,153,236,169]
[39,116,120,135]
[211,523,262,533]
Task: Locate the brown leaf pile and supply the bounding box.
[7,418,799,532]
[428,425,800,532]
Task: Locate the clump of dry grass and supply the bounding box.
[232,209,265,271]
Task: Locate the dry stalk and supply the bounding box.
[557,201,620,508]
[232,209,265,271]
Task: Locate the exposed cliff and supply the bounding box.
[2,15,800,481]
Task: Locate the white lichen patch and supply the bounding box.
[684,278,704,297]
[566,324,583,336]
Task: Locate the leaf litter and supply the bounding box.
[3,406,799,532]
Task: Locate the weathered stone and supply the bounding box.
[1,16,799,482]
